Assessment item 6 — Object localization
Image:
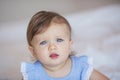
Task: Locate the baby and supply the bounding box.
[21,11,109,80]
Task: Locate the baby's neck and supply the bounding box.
[43,58,72,78]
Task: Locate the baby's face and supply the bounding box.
[29,23,73,67]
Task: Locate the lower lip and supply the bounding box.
[50,54,59,59]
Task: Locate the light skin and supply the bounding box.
[28,23,109,79]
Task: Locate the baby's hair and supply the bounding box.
[27,11,72,46]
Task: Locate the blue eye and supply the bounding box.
[57,38,64,42]
[40,41,47,45]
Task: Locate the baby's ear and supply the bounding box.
[28,46,37,62]
[70,39,74,45]
[28,46,35,55]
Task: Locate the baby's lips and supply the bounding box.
[49,53,59,59]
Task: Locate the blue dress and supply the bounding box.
[21,56,93,80]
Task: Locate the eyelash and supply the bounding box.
[39,38,64,46]
[56,38,64,42]
[40,41,47,45]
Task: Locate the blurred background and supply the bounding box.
[0,0,120,80]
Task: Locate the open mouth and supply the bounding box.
[49,53,59,59]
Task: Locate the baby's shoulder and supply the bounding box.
[71,55,93,65]
[21,61,41,73]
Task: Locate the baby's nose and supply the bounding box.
[48,42,57,50]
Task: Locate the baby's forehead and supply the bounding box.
[33,25,70,39]
[38,23,70,34]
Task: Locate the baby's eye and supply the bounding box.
[40,41,47,45]
[57,38,64,42]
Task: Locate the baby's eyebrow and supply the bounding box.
[38,38,47,42]
[34,36,45,42]
[56,35,65,37]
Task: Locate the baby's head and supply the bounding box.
[27,11,72,46]
[27,11,74,62]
